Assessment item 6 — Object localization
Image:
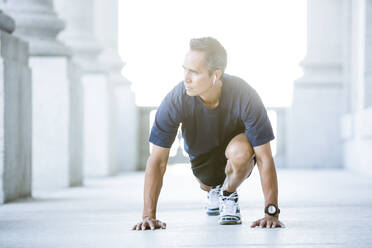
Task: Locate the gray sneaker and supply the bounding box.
[218,191,242,225]
[205,185,221,216]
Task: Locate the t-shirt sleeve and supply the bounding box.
[240,89,275,147]
[149,90,182,148]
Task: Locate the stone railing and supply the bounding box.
[137,106,288,170]
[136,107,156,170]
[267,107,287,168]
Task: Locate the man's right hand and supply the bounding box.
[132,217,166,231]
[134,145,170,231]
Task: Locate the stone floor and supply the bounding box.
[1,164,372,248]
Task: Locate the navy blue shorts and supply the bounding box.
[190,143,256,187]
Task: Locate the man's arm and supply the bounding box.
[132,144,170,231]
[250,142,285,228]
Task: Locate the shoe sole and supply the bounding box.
[218,215,242,225]
[218,220,242,225]
[206,211,220,216]
[206,208,220,216]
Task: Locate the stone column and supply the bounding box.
[94,0,138,172]
[55,0,113,177]
[0,11,32,203]
[341,0,372,175]
[287,0,344,168]
[364,0,372,108]
[1,0,80,189]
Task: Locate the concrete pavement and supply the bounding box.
[1,164,372,248]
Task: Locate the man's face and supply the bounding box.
[183,50,214,96]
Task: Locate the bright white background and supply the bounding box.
[118,0,306,107]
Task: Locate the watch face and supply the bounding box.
[268,205,276,214]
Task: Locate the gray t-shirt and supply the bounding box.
[149,73,275,159]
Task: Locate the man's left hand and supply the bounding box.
[250,215,285,228]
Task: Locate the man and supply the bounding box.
[132,37,285,231]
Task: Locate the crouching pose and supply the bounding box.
[132,37,285,230]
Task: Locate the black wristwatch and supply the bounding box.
[265,204,280,216]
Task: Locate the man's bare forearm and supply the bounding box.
[142,156,167,219]
[257,157,279,208]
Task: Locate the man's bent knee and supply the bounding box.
[225,133,255,165]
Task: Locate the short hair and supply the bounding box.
[189,37,227,75]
